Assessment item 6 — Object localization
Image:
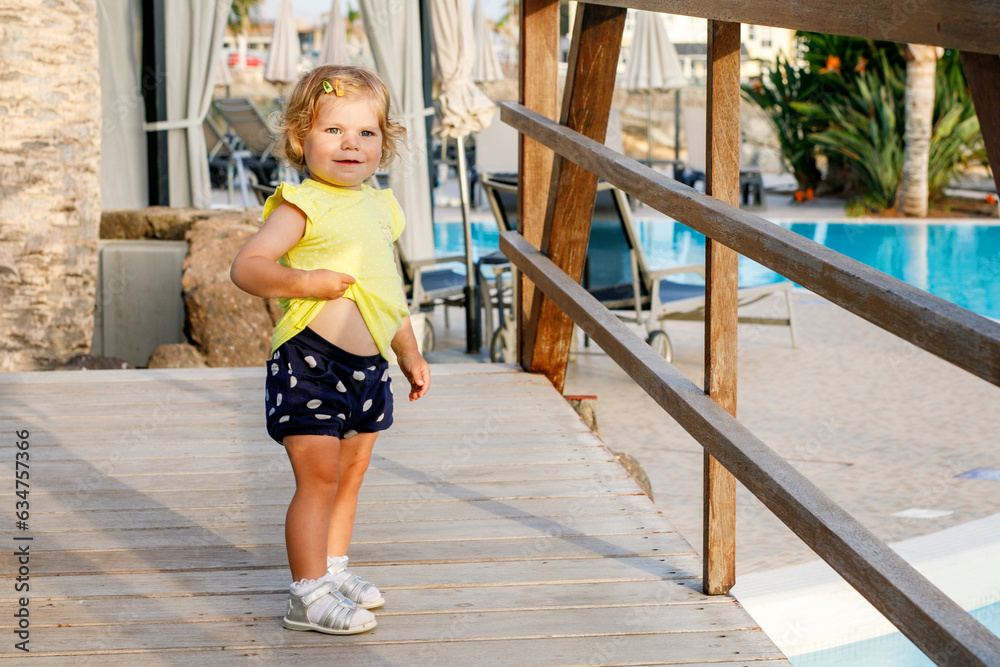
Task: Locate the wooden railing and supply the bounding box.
[505,103,1000,386]
[509,1,1000,664]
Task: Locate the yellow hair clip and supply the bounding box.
[322,79,344,96]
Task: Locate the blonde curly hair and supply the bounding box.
[272,65,406,172]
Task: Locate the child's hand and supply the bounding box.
[305,269,356,301]
[396,351,430,401]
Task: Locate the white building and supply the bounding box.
[615,7,797,84]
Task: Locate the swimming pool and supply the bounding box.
[434,219,1000,319]
[790,599,1000,666]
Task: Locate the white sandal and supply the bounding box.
[328,558,385,609]
[282,580,377,635]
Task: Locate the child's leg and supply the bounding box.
[325,431,384,609]
[281,433,377,634]
[327,431,379,556]
[284,434,341,581]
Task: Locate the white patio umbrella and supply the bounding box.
[432,0,495,139]
[318,0,347,65]
[622,10,687,165]
[471,0,503,83]
[264,0,300,88]
[357,0,435,263]
[431,0,496,351]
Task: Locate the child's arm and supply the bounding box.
[230,201,355,300]
[391,316,430,401]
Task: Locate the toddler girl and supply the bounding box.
[231,65,430,635]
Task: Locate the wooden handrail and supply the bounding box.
[582,0,1000,55]
[499,229,1000,667]
[499,102,1000,389]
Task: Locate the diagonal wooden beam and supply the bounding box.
[961,51,1000,197]
[520,3,627,392]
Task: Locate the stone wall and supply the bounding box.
[0,1,101,370]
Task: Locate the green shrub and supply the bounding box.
[744,33,986,212]
[928,50,986,201]
[808,46,906,211]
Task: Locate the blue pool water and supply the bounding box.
[790,600,1000,666]
[435,219,1000,319]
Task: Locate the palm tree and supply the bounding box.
[898,44,939,217]
[2,0,101,370]
[229,0,263,68]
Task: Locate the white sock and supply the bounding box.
[327,555,381,604]
[289,577,374,627]
[327,555,349,571]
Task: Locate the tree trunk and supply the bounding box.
[0,0,101,370]
[237,31,249,68]
[898,44,938,217]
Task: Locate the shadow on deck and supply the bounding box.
[0,365,787,665]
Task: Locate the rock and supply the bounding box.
[185,280,273,367]
[147,343,208,369]
[608,448,654,502]
[564,395,602,438]
[564,394,654,501]
[265,296,284,324]
[59,354,135,370]
[145,206,209,241]
[101,207,212,241]
[182,214,274,367]
[181,213,261,291]
[100,209,148,240]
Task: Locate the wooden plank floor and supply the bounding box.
[0,365,789,665]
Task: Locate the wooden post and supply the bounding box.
[517,0,559,368]
[703,19,741,596]
[960,52,1000,196]
[521,4,626,392]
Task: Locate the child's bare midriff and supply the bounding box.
[307,295,380,357]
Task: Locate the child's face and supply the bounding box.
[302,96,383,190]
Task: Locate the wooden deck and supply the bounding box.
[0,365,788,665]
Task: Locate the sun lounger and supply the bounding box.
[203,116,258,206]
[213,97,284,201]
[393,244,470,352]
[680,105,766,210]
[478,173,797,362]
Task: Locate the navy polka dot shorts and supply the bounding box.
[264,327,393,445]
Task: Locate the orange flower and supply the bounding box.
[855,56,868,74]
[820,55,841,74]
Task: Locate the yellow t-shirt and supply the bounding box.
[265,179,409,360]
